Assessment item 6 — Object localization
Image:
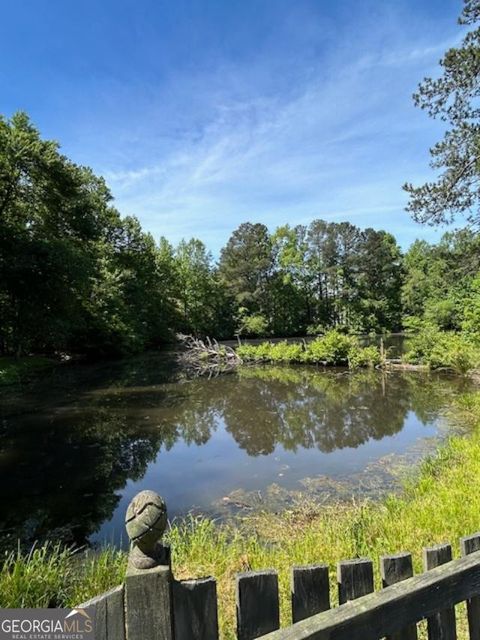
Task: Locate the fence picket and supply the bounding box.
[337,558,374,604]
[75,490,480,640]
[461,533,480,640]
[423,544,457,640]
[173,577,218,640]
[236,570,280,640]
[125,565,174,640]
[291,564,330,623]
[79,584,125,640]
[381,553,418,640]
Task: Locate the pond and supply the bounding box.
[0,353,473,549]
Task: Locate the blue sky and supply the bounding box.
[0,0,466,253]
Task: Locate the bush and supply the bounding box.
[268,342,304,362]
[236,330,382,368]
[348,345,382,369]
[404,327,480,373]
[237,341,303,363]
[302,331,357,365]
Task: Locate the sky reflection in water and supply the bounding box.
[0,355,472,548]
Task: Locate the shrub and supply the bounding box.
[237,341,303,363]
[302,331,357,365]
[348,345,382,369]
[236,330,382,368]
[236,343,270,362]
[404,327,480,373]
[268,342,304,362]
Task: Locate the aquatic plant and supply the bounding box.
[404,326,480,374]
[236,330,383,369]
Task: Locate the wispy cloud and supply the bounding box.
[88,5,462,254]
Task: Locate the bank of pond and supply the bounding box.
[2,327,479,389]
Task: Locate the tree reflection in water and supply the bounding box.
[0,356,471,549]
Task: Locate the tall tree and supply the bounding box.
[218,223,273,332]
[174,238,220,336]
[404,0,480,226]
[271,224,312,334]
[0,112,114,354]
[357,230,403,332]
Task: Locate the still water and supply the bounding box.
[0,353,473,548]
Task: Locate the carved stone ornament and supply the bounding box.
[125,490,168,569]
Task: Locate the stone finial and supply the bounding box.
[125,490,168,569]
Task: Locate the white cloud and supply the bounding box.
[94,11,460,253]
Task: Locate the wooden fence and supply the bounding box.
[80,490,480,640]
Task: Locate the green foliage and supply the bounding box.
[0,113,408,355]
[424,298,459,331]
[347,345,382,369]
[0,113,178,356]
[302,331,357,364]
[236,340,296,364]
[404,1,480,227]
[236,309,269,337]
[0,357,56,386]
[305,323,326,336]
[237,330,382,368]
[402,316,428,334]
[174,239,230,337]
[218,222,273,317]
[5,111,480,357]
[461,273,480,336]
[218,220,404,339]
[0,113,239,356]
[404,326,480,373]
[401,230,480,333]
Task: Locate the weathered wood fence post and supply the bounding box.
[123,489,220,640]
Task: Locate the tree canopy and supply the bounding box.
[404,0,480,226]
[2,110,479,358]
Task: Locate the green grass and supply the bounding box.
[2,393,480,637]
[0,356,57,386]
[0,544,126,608]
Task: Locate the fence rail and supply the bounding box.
[80,490,480,640]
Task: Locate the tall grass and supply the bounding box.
[2,393,480,637]
[0,544,126,609]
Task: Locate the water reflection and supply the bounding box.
[0,356,472,549]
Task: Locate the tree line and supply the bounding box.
[1,111,479,357]
[4,0,480,358]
